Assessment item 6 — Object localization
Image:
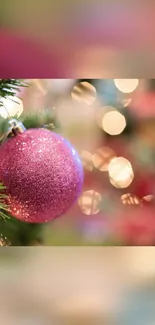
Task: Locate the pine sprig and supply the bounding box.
[21,110,60,130]
[0,183,10,220]
[0,79,28,106]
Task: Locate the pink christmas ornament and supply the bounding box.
[0,128,83,223]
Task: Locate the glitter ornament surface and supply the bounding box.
[0,129,83,223]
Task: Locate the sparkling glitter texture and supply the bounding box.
[0,129,84,223]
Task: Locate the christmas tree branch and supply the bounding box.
[0,79,28,106]
[0,79,59,132]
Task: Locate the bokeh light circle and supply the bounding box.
[121,193,140,206]
[102,110,126,135]
[71,81,97,105]
[78,190,102,215]
[114,79,139,93]
[108,157,134,188]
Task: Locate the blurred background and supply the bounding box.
[0,1,155,76]
[2,78,155,245]
[0,247,155,324]
[1,2,155,324]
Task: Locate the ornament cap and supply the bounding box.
[8,118,26,136]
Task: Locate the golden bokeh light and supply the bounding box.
[114,79,139,93]
[81,150,94,171]
[78,190,102,215]
[108,157,134,188]
[121,193,140,206]
[71,81,97,105]
[93,146,116,171]
[102,110,126,135]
